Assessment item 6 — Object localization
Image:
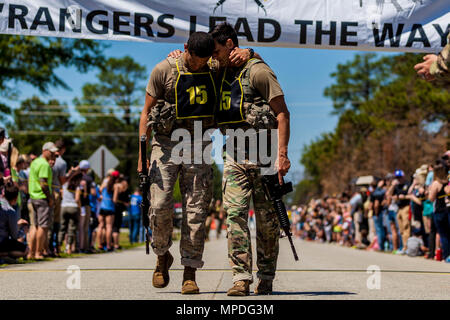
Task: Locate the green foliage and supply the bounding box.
[0,35,106,95]
[295,52,450,202]
[212,162,223,201]
[301,132,337,182]
[173,179,182,203]
[72,56,147,186]
[292,179,320,205]
[171,162,223,204]
[0,35,106,129]
[96,56,147,110]
[8,96,73,155]
[361,54,450,124]
[323,53,391,115]
[0,103,11,124]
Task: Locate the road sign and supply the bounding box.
[88,145,119,179]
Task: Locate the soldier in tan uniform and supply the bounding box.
[414,33,449,83]
[210,23,291,296]
[138,32,216,295]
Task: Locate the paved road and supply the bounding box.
[1,233,449,300]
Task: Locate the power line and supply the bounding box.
[37,105,143,110]
[17,111,139,118]
[9,130,138,137]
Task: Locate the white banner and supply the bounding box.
[0,0,448,52]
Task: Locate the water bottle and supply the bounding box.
[435,248,442,261]
[384,240,389,252]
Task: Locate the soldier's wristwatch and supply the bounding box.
[247,48,254,59]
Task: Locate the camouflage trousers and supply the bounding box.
[222,154,280,284]
[148,134,213,268]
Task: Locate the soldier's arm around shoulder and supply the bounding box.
[250,63,291,180]
[430,35,450,81]
[138,60,171,172]
[248,62,290,127]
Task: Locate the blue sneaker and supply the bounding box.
[445,256,450,263]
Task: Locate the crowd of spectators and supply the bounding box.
[290,151,450,263]
[2,123,449,265]
[0,127,143,263]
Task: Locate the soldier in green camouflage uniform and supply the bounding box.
[222,153,280,284]
[138,32,216,295]
[414,34,449,83]
[211,23,291,296]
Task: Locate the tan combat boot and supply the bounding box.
[227,280,250,296]
[181,266,200,294]
[152,251,174,288]
[254,279,273,295]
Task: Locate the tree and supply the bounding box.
[0,35,106,96]
[294,52,449,202]
[323,53,391,115]
[163,162,222,204]
[8,96,73,155]
[0,35,106,127]
[72,56,147,185]
[300,132,337,194]
[212,162,223,201]
[291,178,320,205]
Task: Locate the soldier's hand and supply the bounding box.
[277,154,291,185]
[229,47,250,67]
[414,54,437,81]
[137,159,150,173]
[137,160,143,173]
[168,49,183,59]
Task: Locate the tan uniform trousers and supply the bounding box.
[148,134,213,269]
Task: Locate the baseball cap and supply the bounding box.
[385,172,394,180]
[79,160,90,170]
[394,170,404,177]
[42,142,58,153]
[111,170,120,178]
[415,165,428,176]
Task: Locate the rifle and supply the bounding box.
[261,173,299,261]
[139,135,151,255]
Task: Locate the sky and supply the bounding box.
[4,40,397,184]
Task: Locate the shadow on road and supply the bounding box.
[161,291,356,296]
[272,291,357,296]
[163,291,228,294]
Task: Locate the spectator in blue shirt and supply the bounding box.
[89,184,101,252]
[129,188,142,244]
